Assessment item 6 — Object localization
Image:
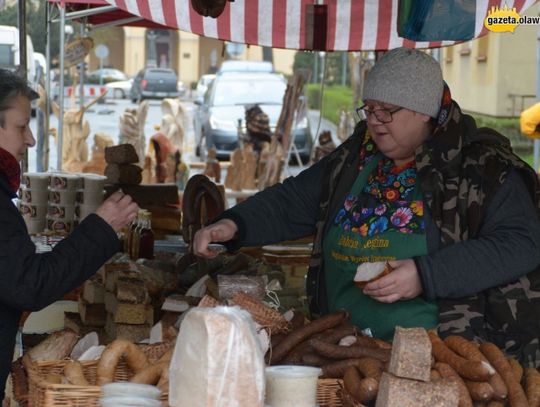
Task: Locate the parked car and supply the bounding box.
[193,72,313,161]
[106,78,133,99]
[195,74,215,99]
[87,68,128,84]
[130,68,180,102]
[218,60,274,74]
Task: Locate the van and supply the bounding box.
[0,25,36,84]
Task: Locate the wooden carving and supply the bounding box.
[224,148,243,191]
[119,100,149,166]
[51,92,107,171]
[203,148,221,184]
[161,98,187,151]
[241,144,257,190]
[81,132,114,174]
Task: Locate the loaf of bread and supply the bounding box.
[388,327,432,382]
[169,307,265,407]
[105,144,139,164]
[105,164,142,185]
[376,373,459,407]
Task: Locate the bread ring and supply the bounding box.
[130,361,168,385]
[96,340,149,385]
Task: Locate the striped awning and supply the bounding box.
[102,0,538,51]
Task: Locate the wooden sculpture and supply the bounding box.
[203,148,221,184]
[81,132,114,174]
[51,92,107,171]
[161,98,187,151]
[119,101,149,167]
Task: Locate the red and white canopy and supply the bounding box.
[101,0,538,51]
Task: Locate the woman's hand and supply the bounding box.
[362,259,423,303]
[95,190,139,232]
[193,219,238,258]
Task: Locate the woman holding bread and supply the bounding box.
[0,69,139,399]
[194,48,540,366]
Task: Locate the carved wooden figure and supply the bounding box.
[119,100,149,166]
[51,92,106,170]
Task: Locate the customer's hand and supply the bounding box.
[95,190,139,232]
[193,219,238,258]
[363,259,423,303]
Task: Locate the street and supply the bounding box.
[27,97,337,178]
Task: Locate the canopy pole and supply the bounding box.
[57,3,65,171]
[79,23,85,108]
[43,2,52,172]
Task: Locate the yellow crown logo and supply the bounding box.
[484,5,520,33]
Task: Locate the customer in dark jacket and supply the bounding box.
[0,69,139,398]
[193,48,540,367]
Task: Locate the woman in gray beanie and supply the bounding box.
[194,48,540,366]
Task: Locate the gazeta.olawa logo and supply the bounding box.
[484,5,540,33]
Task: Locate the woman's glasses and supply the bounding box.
[356,105,404,123]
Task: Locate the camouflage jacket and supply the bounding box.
[307,102,540,366]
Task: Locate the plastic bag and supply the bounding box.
[169,306,265,407]
[217,275,266,300]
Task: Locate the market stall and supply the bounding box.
[9,1,540,407]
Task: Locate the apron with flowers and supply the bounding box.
[323,152,438,340]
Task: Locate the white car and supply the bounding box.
[196,74,216,100]
[106,78,133,99]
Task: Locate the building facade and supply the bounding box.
[442,7,538,117]
[87,26,296,89]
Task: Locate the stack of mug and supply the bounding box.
[19,173,50,234]
[75,174,106,222]
[47,173,81,234]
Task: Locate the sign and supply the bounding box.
[64,37,94,68]
[94,44,109,59]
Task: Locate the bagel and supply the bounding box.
[96,340,149,385]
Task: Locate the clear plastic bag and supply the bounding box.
[169,306,265,407]
[217,275,266,300]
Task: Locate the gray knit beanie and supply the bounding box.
[362,47,443,118]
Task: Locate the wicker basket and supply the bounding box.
[231,291,289,334]
[27,342,172,407]
[11,357,29,407]
[317,378,345,407]
[317,379,367,407]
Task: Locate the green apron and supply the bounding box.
[323,153,438,341]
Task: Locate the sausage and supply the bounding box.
[322,358,369,379]
[269,310,348,364]
[302,353,333,367]
[319,324,359,344]
[525,367,540,407]
[310,338,390,362]
[96,339,149,385]
[444,335,507,400]
[465,380,494,402]
[429,331,493,381]
[343,366,378,404]
[435,362,473,407]
[479,343,528,407]
[507,357,524,383]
